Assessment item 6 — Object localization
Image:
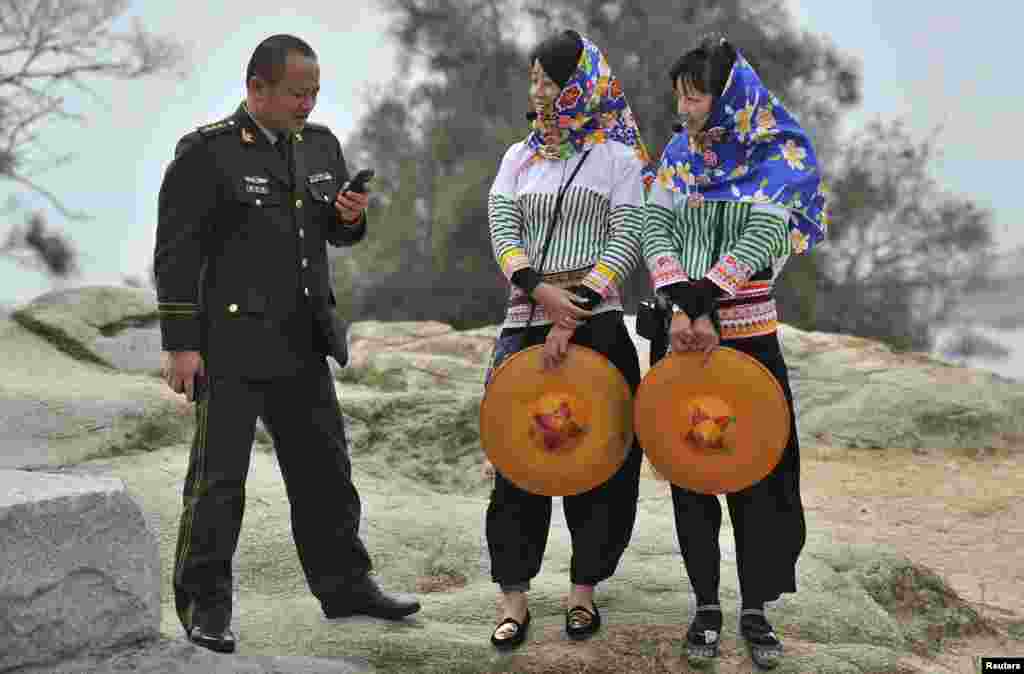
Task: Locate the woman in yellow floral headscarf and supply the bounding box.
[643,34,829,670]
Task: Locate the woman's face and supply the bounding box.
[530,60,562,113]
[675,76,713,130]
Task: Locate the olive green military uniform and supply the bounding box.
[154,102,371,635]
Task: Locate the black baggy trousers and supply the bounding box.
[172,357,371,633]
[484,311,644,590]
[653,331,806,605]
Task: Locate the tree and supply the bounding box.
[815,120,994,351]
[342,0,994,352]
[0,0,183,281]
[339,0,860,328]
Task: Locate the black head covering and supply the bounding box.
[530,29,584,88]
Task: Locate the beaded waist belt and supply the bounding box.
[717,280,778,340]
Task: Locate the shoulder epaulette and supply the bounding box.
[196,117,240,137]
[302,121,332,134]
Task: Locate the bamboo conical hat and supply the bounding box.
[634,347,789,495]
[480,344,633,496]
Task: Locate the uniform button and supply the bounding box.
[302,258,308,268]
[228,303,238,313]
[298,228,305,238]
[255,199,262,206]
[304,287,310,296]
[295,199,303,208]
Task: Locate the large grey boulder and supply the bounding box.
[11,637,375,674]
[12,286,162,373]
[0,315,191,469]
[0,470,160,672]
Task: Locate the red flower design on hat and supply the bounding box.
[610,77,623,99]
[556,83,584,112]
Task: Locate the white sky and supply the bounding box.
[0,0,1017,307]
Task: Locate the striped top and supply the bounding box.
[489,140,646,328]
[643,182,792,295]
[643,181,793,340]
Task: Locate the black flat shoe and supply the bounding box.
[491,610,531,650]
[565,604,601,640]
[740,610,783,670]
[685,607,722,668]
[323,577,421,620]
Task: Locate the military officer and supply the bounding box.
[154,34,420,654]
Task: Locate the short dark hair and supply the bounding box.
[246,34,317,87]
[529,29,584,89]
[669,34,737,98]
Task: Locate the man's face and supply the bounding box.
[249,51,320,134]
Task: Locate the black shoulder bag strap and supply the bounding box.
[523,149,592,330]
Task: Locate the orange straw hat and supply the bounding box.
[634,347,789,494]
[480,344,634,496]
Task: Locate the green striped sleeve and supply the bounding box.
[643,202,689,289]
[727,206,791,273]
[487,193,528,279]
[582,205,643,297]
[707,204,791,295]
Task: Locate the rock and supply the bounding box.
[0,315,191,469]
[347,320,456,369]
[12,286,162,373]
[0,470,160,672]
[12,637,375,674]
[776,323,1024,450]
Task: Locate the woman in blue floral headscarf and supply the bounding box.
[642,35,829,669]
[484,29,654,650]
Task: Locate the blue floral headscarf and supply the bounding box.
[525,34,656,189]
[656,48,830,253]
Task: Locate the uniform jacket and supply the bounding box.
[154,103,365,378]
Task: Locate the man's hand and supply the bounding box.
[334,190,368,224]
[690,314,720,365]
[542,323,575,371]
[532,283,593,328]
[161,350,205,401]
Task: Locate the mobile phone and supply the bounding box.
[341,169,374,194]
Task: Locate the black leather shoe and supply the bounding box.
[187,606,236,654]
[323,576,421,620]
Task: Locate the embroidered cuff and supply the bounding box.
[648,254,689,290]
[581,261,618,299]
[706,254,754,297]
[498,247,530,279]
[158,302,202,351]
[510,267,543,296]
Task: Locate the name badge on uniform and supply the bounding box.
[245,183,270,194]
[308,172,334,184]
[244,175,269,185]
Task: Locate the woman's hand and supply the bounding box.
[542,323,575,370]
[531,283,593,328]
[669,311,696,353]
[690,314,720,365]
